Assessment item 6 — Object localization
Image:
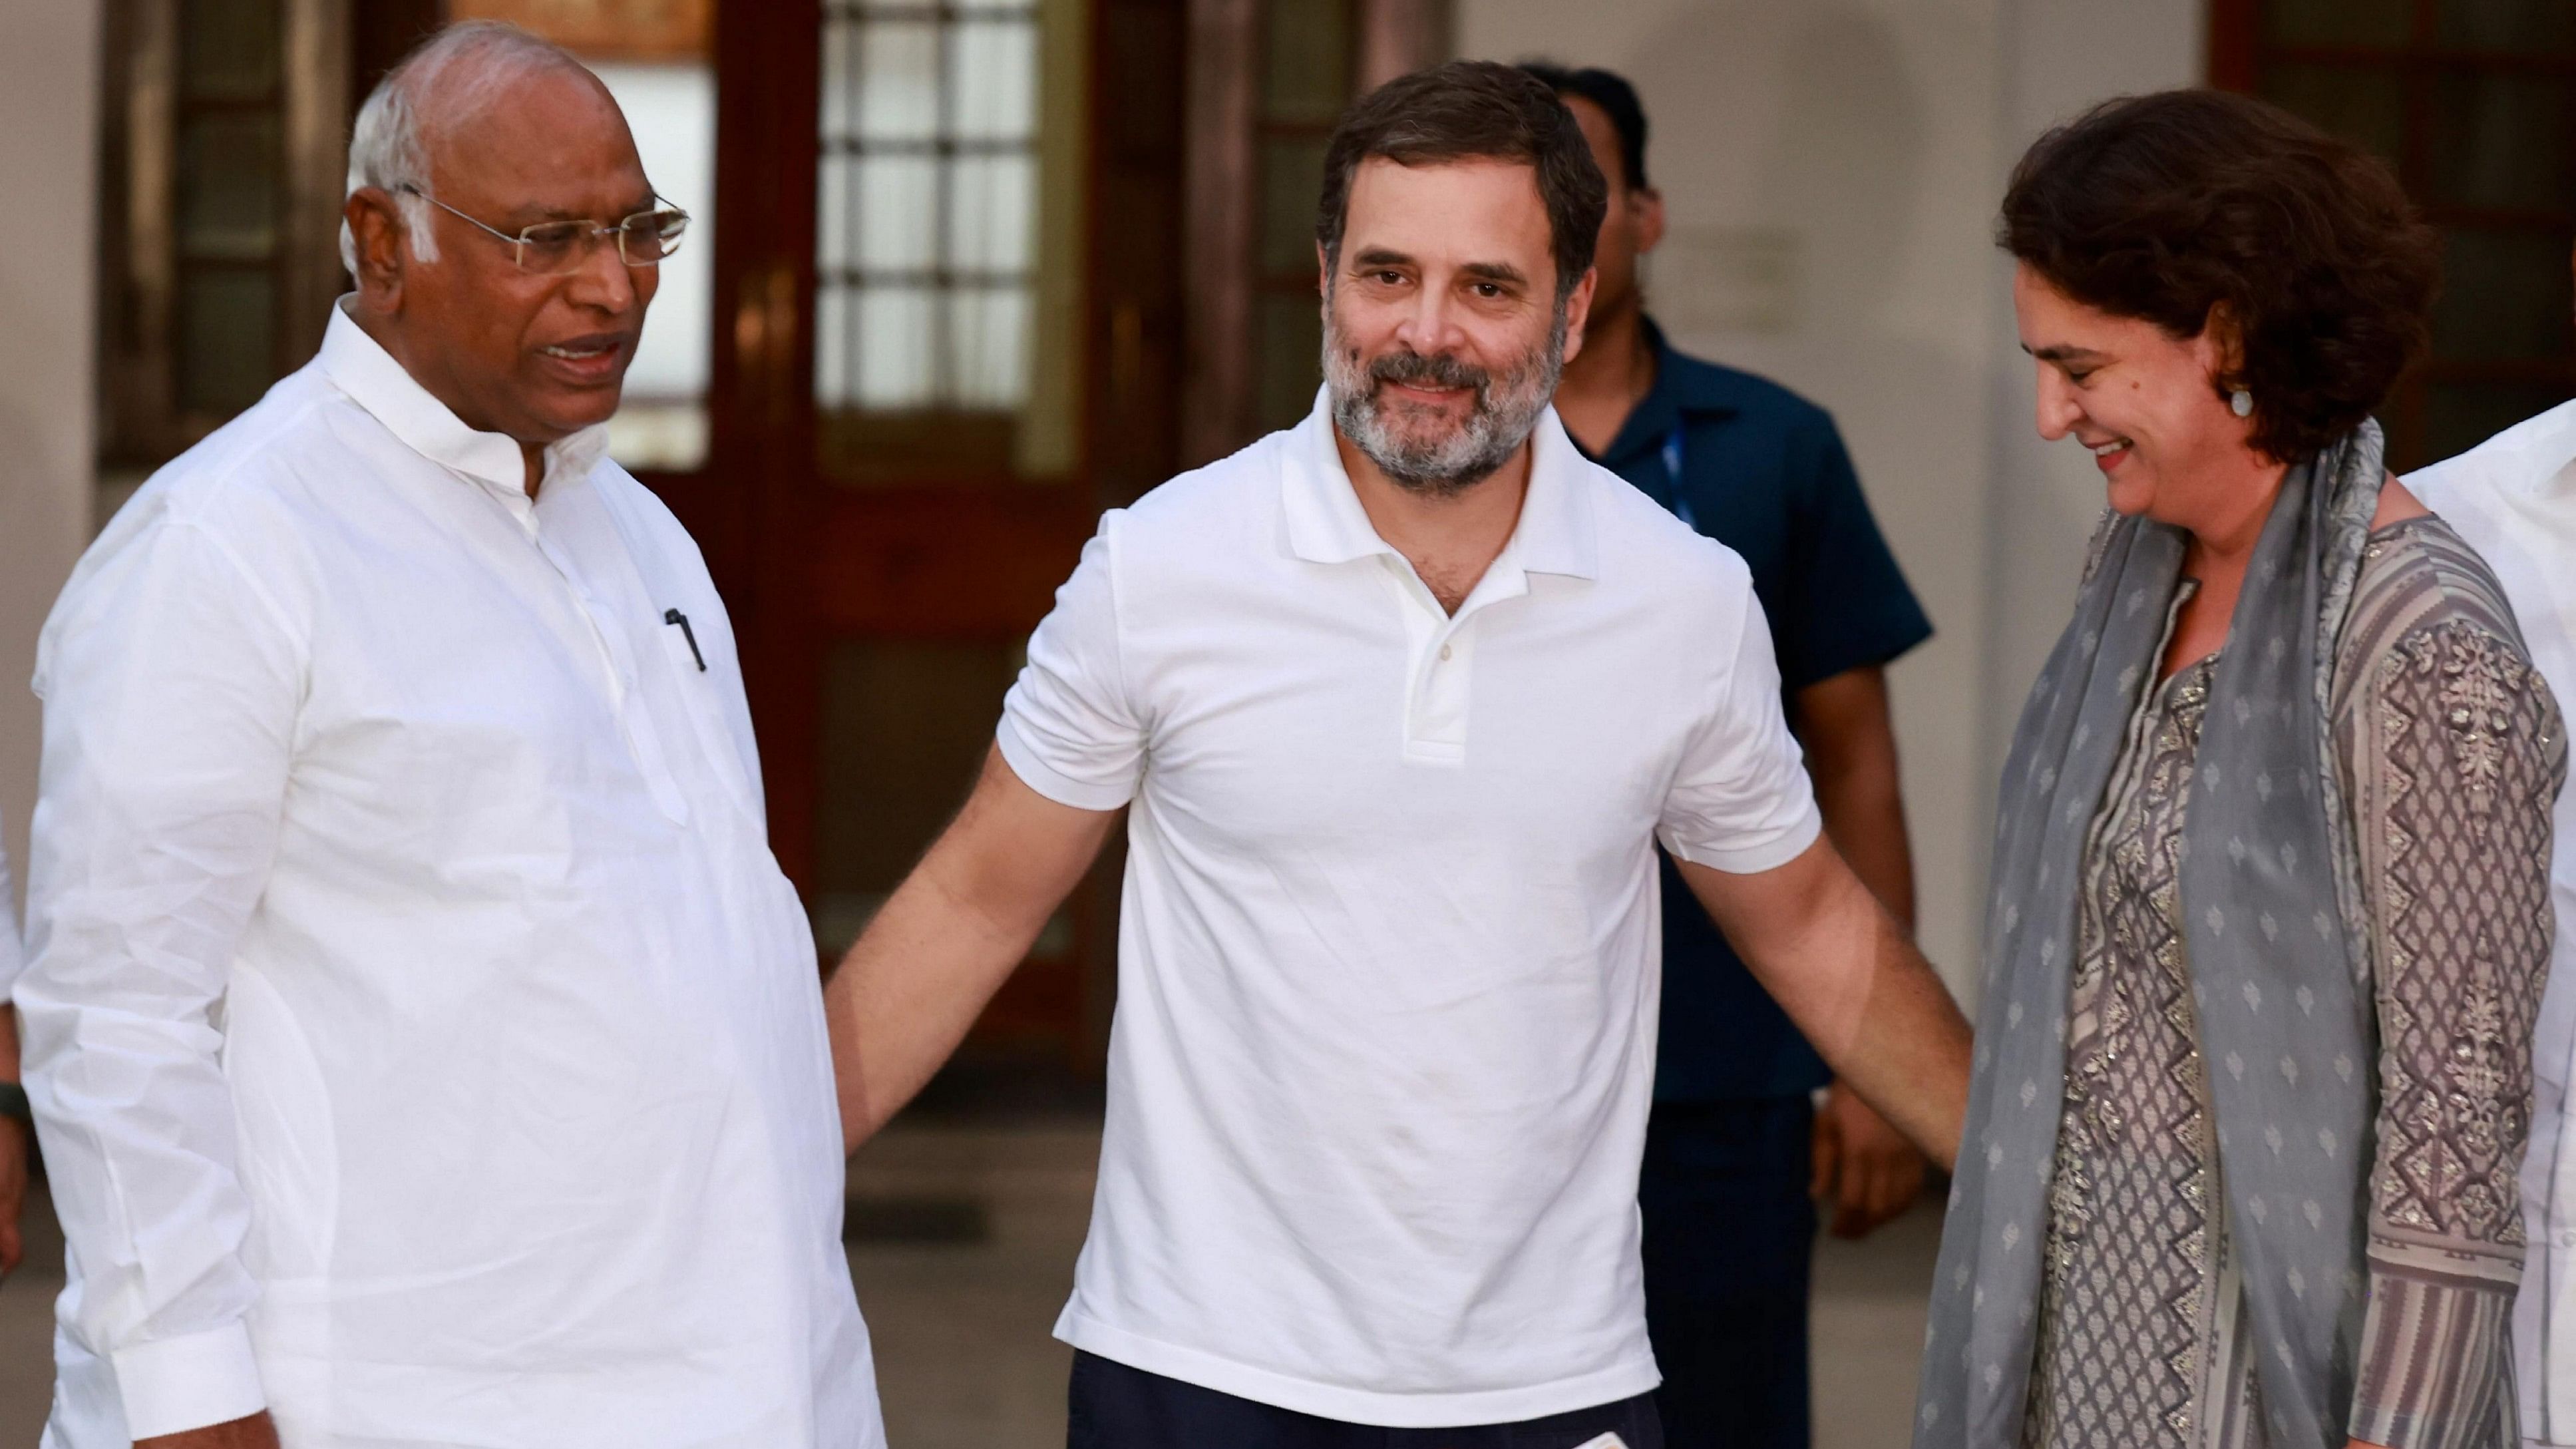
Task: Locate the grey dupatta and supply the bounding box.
[1915,424,2386,1449]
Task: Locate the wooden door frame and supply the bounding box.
[1178,0,1450,467]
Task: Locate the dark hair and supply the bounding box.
[1317,60,1608,302]
[2001,89,2438,463]
[1518,61,1648,191]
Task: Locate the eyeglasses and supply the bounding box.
[398,186,691,275]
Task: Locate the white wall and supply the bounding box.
[1455,0,2203,998]
[0,0,102,923]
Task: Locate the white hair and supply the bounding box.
[339,21,590,274]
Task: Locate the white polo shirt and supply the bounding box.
[1004,393,1822,1426]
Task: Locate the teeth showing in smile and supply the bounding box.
[541,344,613,359]
[2089,438,2130,457]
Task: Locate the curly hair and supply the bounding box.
[2000,89,2439,463]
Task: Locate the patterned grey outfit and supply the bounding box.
[1917,425,2565,1449]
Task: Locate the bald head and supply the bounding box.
[338,21,662,460]
[341,22,612,270]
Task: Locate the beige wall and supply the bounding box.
[0,0,103,922]
[1455,0,2204,998]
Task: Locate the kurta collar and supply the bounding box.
[2476,397,2576,501]
[1279,387,1599,581]
[318,298,609,500]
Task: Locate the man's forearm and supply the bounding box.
[1795,666,1915,931]
[823,747,1118,1150]
[824,856,1057,1147]
[1683,842,1970,1167]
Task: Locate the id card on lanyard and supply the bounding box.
[1662,420,1697,530]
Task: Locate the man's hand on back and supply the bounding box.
[1809,1079,1925,1238]
[137,1412,280,1449]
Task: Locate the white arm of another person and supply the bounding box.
[15,520,297,1446]
[825,746,1119,1149]
[1679,834,1971,1169]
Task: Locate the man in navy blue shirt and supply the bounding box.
[1526,64,1936,1449]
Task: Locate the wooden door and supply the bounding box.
[2211,0,2576,471]
[681,0,1189,1069]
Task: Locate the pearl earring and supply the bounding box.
[2229,389,2254,418]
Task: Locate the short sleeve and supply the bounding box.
[996,522,1148,811]
[1660,584,1824,873]
[1775,419,1932,690]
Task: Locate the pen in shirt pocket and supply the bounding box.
[663,609,707,671]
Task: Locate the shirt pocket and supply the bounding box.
[654,616,765,826]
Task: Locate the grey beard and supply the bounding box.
[1322,304,1566,498]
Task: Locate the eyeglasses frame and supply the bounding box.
[393,184,691,274]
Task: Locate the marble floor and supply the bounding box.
[0,1122,1938,1446]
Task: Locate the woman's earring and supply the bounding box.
[2229,388,2255,418]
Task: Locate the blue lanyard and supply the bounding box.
[1661,421,1696,530]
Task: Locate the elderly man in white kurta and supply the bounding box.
[17,24,881,1449]
[2410,390,2576,1449]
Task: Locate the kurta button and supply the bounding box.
[2561,1229,2575,1247]
[1439,644,1453,662]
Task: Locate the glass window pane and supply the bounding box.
[2440,0,2576,53]
[2430,75,2573,212]
[2434,228,2576,364]
[817,284,854,405]
[2267,0,2410,46]
[2259,62,2408,170]
[592,61,717,471]
[948,154,1033,274]
[2424,379,2576,467]
[859,286,936,407]
[181,0,281,101]
[178,269,275,415]
[1256,290,1324,431]
[1260,136,1331,277]
[859,21,941,141]
[857,155,940,272]
[1263,0,1353,124]
[951,20,1037,140]
[177,113,281,260]
[822,14,858,138]
[820,148,853,272]
[950,288,1030,407]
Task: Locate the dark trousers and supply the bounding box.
[1638,1096,1815,1449]
[1067,1350,1666,1449]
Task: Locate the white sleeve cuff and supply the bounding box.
[995,718,1137,812]
[113,1321,266,1440]
[1661,805,1824,875]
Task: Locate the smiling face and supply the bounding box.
[1320,155,1594,495]
[349,63,657,445]
[2013,262,2259,525]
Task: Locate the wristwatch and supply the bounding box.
[0,1081,27,1126]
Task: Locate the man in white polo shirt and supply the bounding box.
[826,61,1972,1448]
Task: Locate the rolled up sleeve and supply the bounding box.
[17,518,304,1438]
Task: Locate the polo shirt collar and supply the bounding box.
[1596,314,1738,467]
[1280,387,1598,581]
[319,297,608,499]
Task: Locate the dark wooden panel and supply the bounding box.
[349,0,444,110]
[810,491,1097,641]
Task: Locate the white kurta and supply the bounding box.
[2410,400,2576,1449]
[17,304,883,1449]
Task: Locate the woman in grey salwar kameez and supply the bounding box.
[1919,92,2565,1449]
